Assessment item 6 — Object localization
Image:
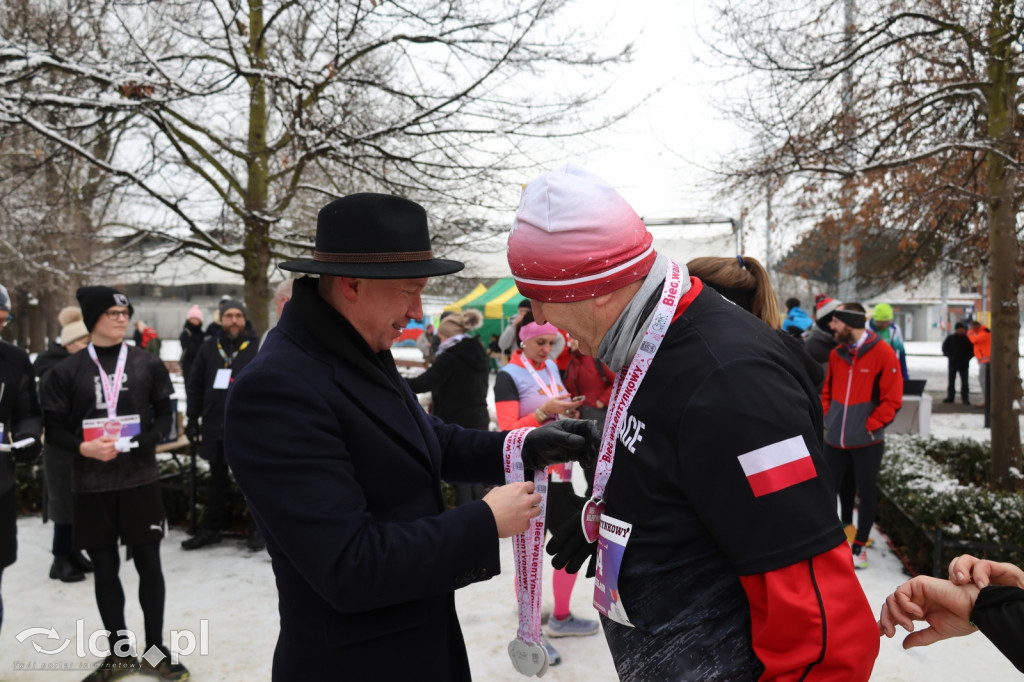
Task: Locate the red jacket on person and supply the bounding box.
[821,329,903,449]
[562,350,615,407]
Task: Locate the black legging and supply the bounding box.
[88,541,165,652]
[824,442,884,547]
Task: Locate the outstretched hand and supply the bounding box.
[520,419,600,471]
[878,575,979,648]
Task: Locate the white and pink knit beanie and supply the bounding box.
[507,164,656,303]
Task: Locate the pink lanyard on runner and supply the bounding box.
[503,427,551,676]
[87,343,128,419]
[581,259,685,543]
[521,355,560,400]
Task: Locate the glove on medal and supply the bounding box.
[185,418,201,446]
[546,492,597,578]
[521,418,600,471]
[10,433,41,463]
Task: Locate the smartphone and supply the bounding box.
[571,395,586,402]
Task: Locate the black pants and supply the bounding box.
[202,449,230,533]
[947,363,969,401]
[88,541,165,652]
[824,442,884,546]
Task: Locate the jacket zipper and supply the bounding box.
[840,348,855,448]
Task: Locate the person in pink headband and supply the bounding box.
[517,321,559,343]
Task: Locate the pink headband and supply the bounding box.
[518,322,559,342]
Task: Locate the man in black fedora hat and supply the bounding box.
[223,193,599,681]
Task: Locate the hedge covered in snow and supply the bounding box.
[877,435,1024,576]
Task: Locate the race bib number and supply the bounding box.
[82,414,141,441]
[593,514,634,627]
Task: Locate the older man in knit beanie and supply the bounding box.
[508,164,879,680]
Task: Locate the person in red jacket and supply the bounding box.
[562,335,616,431]
[968,320,991,408]
[822,302,903,569]
[508,164,880,681]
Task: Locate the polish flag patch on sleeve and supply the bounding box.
[737,435,817,497]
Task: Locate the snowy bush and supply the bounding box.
[878,435,1024,576]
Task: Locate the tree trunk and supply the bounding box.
[242,0,271,336]
[984,0,1023,492]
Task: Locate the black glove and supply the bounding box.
[521,418,600,471]
[10,433,41,463]
[130,430,160,452]
[546,493,596,578]
[185,418,201,445]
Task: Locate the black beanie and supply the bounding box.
[219,298,247,318]
[76,286,133,332]
[833,308,866,330]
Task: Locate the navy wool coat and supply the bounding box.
[224,277,506,681]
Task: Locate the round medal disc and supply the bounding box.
[581,497,605,543]
[508,638,548,677]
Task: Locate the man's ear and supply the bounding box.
[338,277,361,302]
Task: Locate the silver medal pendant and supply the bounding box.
[508,638,548,677]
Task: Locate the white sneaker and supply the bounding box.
[544,613,600,638]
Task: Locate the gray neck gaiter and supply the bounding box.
[597,254,690,372]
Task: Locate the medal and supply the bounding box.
[507,638,548,677]
[581,497,605,543]
[503,428,550,677]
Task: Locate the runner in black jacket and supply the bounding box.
[508,164,879,680]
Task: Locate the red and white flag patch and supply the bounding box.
[738,435,817,497]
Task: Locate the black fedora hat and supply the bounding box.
[279,193,464,279]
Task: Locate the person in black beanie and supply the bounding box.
[183,298,260,551]
[41,286,189,681]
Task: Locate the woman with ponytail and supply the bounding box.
[406,309,491,505]
[687,255,823,387]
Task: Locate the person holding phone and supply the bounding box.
[494,311,600,667]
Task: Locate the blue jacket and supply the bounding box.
[224,277,506,681]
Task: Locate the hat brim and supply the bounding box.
[278,258,464,279]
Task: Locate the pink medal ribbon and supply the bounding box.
[87,343,128,420]
[582,259,685,543]
[503,427,550,677]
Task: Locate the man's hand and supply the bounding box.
[185,418,201,446]
[878,575,979,648]
[80,437,119,462]
[483,482,542,538]
[521,419,600,471]
[546,494,596,578]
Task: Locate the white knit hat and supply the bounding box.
[507,164,656,302]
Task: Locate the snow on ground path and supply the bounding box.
[2,514,1020,680]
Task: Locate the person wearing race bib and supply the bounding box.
[182,299,261,551]
[506,164,879,681]
[494,311,600,666]
[222,193,600,682]
[41,286,187,681]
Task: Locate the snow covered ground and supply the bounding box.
[2,342,1022,680]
